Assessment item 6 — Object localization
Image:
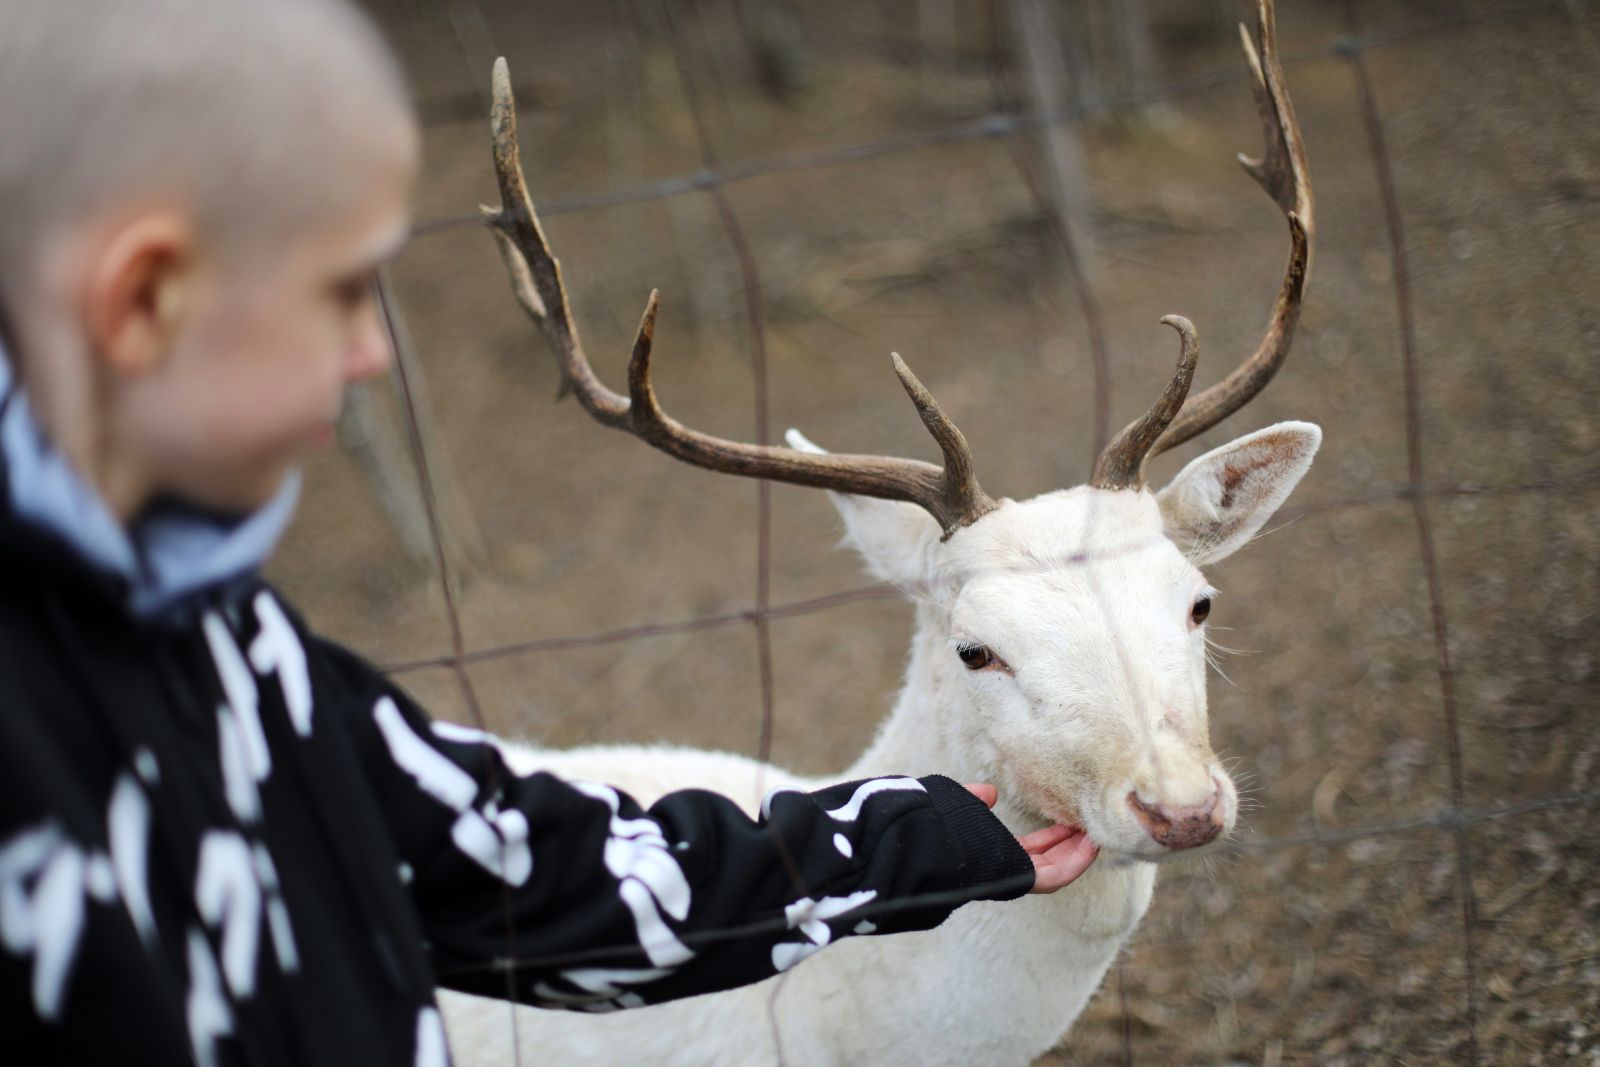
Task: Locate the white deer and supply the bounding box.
[442,3,1314,1064]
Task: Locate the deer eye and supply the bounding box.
[957,643,1011,673]
[957,644,992,670]
[1190,596,1212,626]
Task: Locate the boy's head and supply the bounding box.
[0,0,419,519]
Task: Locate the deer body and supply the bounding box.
[447,3,1315,1061]
[438,477,1323,1065]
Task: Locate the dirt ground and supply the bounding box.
[267,1,1600,1062]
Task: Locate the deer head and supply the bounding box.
[786,418,1318,861]
[482,0,1315,862]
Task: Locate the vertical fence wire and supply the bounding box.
[991,0,1116,464]
[392,7,529,1061]
[657,1,808,1056]
[656,0,808,902]
[982,5,1132,1060]
[376,274,526,1066]
[1340,6,1482,1061]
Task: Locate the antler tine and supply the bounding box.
[484,58,997,537]
[1091,317,1200,490]
[485,58,629,426]
[1145,0,1314,463]
[890,354,995,526]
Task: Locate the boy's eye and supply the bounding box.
[332,272,377,309]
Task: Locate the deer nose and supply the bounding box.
[1126,782,1224,850]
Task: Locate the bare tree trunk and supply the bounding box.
[1109,0,1157,102]
[735,0,811,99]
[1010,0,1098,283]
[443,0,499,113]
[918,0,956,90]
[338,386,432,565]
[341,276,486,588]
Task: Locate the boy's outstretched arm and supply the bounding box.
[306,631,1088,1011]
[963,784,1100,895]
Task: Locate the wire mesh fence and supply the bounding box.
[272,0,1600,1062]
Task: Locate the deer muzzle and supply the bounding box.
[1125,782,1225,851]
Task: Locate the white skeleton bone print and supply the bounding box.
[0,753,163,1023]
[372,697,535,886]
[191,605,309,1064]
[533,780,696,1012]
[770,891,878,973]
[1,597,317,1067]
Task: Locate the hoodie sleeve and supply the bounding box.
[305,634,1034,1010]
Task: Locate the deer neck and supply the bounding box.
[827,597,1157,1052]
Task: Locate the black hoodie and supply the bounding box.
[0,369,1033,1065]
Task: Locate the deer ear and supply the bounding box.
[1155,421,1321,566]
[786,428,942,587]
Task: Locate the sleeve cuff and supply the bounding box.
[918,775,1035,901]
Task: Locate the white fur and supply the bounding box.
[440,420,1321,1067]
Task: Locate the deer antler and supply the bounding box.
[482,58,996,537]
[1090,316,1199,489]
[1091,0,1313,489]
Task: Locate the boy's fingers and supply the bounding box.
[963,783,998,809]
[1017,822,1074,853]
[1029,830,1099,894]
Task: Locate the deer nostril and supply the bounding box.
[1126,784,1224,850]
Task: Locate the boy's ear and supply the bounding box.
[785,428,942,589]
[82,211,196,378]
[1155,421,1321,566]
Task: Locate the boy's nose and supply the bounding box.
[345,306,394,383]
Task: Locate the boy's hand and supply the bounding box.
[963,783,1100,895]
[1016,824,1099,893]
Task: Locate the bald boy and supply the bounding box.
[0,2,1092,1065]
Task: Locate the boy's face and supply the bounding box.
[122,159,414,516]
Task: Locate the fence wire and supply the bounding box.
[1341,2,1479,1059]
[355,0,1598,1063]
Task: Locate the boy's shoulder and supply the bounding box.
[0,564,114,722]
[0,567,385,762]
[0,573,407,843]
